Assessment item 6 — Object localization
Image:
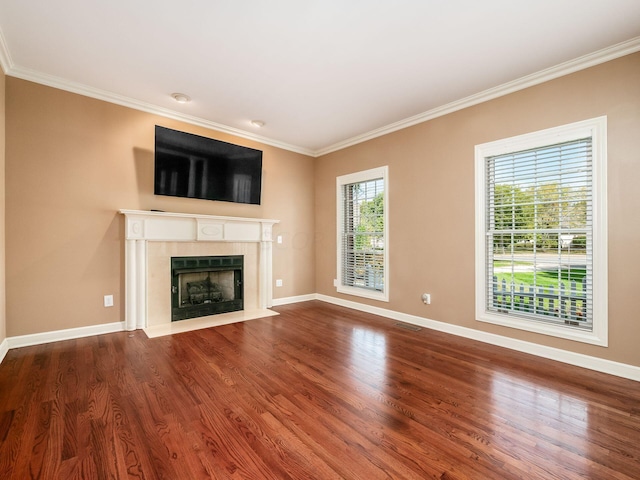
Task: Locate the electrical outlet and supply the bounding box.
[277,235,283,244]
[421,293,431,305]
[333,279,338,287]
[275,279,283,287]
[104,294,114,307]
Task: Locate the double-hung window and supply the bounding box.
[337,166,389,302]
[475,117,607,345]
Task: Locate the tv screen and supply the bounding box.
[154,126,263,205]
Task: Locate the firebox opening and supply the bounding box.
[171,255,243,321]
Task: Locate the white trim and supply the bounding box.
[0,27,13,74]
[0,338,8,364]
[1,295,638,383]
[315,294,640,382]
[7,322,125,350]
[120,210,279,330]
[3,64,314,157]
[1,27,637,158]
[336,284,388,302]
[474,117,608,346]
[316,37,640,156]
[336,166,389,303]
[272,294,318,306]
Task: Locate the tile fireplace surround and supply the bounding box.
[120,210,280,333]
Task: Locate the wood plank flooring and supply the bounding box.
[1,300,639,479]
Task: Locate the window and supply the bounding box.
[337,166,389,302]
[475,117,607,345]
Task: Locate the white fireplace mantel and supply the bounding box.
[120,209,279,331]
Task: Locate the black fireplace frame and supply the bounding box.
[171,255,243,321]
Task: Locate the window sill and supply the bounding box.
[476,311,607,347]
[337,285,389,302]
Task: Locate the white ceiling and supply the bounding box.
[1,0,639,156]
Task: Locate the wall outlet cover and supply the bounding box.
[104,295,114,307]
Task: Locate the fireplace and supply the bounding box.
[120,210,279,331]
[172,255,243,321]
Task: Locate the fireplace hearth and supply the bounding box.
[171,255,243,321]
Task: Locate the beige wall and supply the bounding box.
[0,67,5,344]
[5,78,315,337]
[315,52,640,367]
[4,53,639,369]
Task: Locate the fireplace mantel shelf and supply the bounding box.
[120,210,280,331]
[120,209,279,243]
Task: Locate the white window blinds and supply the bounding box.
[337,166,388,302]
[341,178,385,292]
[486,138,593,329]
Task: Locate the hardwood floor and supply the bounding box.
[1,300,639,479]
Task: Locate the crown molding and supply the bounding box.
[4,64,315,157]
[1,30,638,158]
[314,36,640,157]
[0,27,13,74]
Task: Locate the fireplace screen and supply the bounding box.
[171,255,243,321]
[180,271,227,304]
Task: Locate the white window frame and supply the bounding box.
[336,166,389,302]
[475,117,608,346]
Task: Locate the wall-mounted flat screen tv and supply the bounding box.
[154,125,263,205]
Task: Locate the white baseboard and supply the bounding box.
[315,294,640,382]
[7,321,126,350]
[272,294,318,306]
[2,295,638,383]
[0,338,8,364]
